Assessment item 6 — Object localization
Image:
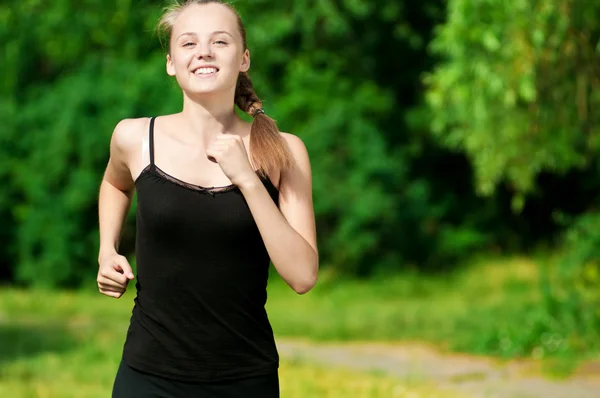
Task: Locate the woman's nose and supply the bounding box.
[195,43,214,59]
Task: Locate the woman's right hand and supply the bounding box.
[97,253,135,298]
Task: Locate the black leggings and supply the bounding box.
[112,360,280,398]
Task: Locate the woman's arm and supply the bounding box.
[97,119,143,297]
[239,133,318,294]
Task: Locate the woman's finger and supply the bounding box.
[99,269,128,285]
[206,148,222,163]
[100,289,124,298]
[98,280,126,291]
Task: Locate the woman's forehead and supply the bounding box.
[172,3,238,37]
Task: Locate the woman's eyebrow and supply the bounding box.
[177,32,197,39]
[212,30,234,38]
[176,31,234,39]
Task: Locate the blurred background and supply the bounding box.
[1,0,599,397]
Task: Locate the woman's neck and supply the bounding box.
[178,93,241,143]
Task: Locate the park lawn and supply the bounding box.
[0,286,464,398]
[267,254,600,373]
[0,254,589,397]
[2,256,545,350]
[267,256,547,352]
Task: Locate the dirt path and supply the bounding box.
[276,338,600,398]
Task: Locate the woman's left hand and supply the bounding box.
[206,134,258,189]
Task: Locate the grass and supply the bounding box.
[265,255,599,371]
[0,255,595,396]
[267,256,541,346]
[0,286,465,397]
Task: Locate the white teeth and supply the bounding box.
[195,68,217,75]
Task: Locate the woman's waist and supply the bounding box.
[126,296,277,367]
[132,287,270,331]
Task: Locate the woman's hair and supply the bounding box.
[157,0,294,177]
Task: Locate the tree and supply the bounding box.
[425,0,600,210]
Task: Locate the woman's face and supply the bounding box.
[166,3,249,97]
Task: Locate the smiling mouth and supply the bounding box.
[193,67,219,76]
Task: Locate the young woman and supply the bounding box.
[96,1,318,396]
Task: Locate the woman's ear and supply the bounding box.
[166,54,176,76]
[240,49,250,73]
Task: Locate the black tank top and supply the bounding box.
[121,117,280,382]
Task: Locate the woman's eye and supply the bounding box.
[215,40,227,45]
[183,42,195,47]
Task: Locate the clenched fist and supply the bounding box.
[206,134,258,189]
[97,253,135,298]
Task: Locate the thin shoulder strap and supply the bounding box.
[149,116,156,166]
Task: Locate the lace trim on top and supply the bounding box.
[142,164,239,194]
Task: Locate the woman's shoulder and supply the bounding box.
[279,132,305,146]
[109,117,153,155]
[279,132,309,160]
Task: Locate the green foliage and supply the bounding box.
[2,0,599,287]
[437,213,600,364]
[539,212,600,356]
[245,0,448,274]
[465,213,600,365]
[1,1,174,286]
[2,0,452,286]
[12,59,177,286]
[426,0,600,208]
